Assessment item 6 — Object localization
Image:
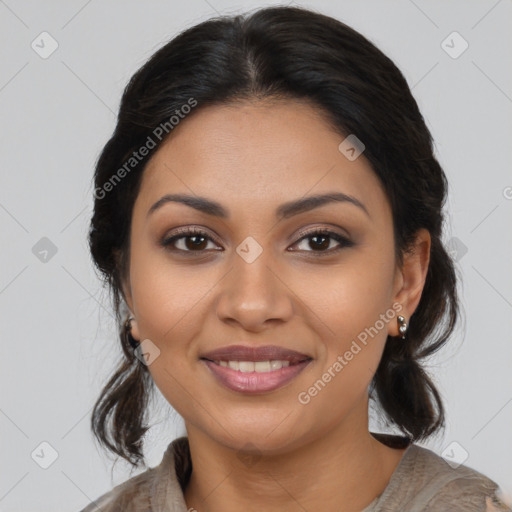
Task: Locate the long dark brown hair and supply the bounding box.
[88,5,459,469]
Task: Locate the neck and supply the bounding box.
[183,399,407,512]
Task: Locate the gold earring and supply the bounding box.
[397,315,408,340]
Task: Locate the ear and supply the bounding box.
[115,249,141,341]
[389,228,431,337]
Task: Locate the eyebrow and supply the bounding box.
[147,192,369,219]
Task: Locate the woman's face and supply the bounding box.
[123,99,415,454]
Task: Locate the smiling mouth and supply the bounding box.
[200,357,313,394]
[200,358,311,373]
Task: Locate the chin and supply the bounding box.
[208,415,306,455]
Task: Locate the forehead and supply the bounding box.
[135,99,388,220]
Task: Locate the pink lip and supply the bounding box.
[200,344,311,364]
[202,359,312,394]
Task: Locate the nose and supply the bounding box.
[214,247,294,332]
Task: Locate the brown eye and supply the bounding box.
[181,234,209,251]
[161,228,220,252]
[292,229,354,253]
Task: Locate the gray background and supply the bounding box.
[1,0,511,510]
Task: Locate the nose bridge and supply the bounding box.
[214,235,293,328]
[233,240,275,298]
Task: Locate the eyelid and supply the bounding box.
[167,225,220,243]
[294,225,351,242]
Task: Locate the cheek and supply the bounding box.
[129,242,213,341]
[128,245,220,406]
[294,274,394,429]
[130,270,208,420]
[297,252,395,344]
[298,248,395,386]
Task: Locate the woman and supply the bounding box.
[82,5,510,511]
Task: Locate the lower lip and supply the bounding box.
[202,359,311,394]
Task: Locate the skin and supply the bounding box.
[121,98,431,512]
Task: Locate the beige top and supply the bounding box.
[80,433,511,512]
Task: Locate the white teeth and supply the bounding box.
[239,361,255,373]
[254,361,270,372]
[215,360,292,372]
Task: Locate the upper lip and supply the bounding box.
[200,345,312,364]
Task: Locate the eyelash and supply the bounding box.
[160,226,354,257]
